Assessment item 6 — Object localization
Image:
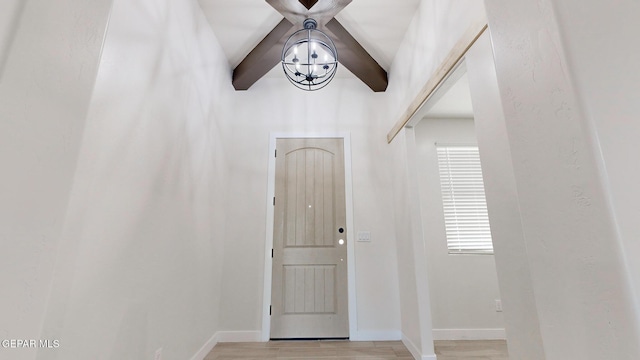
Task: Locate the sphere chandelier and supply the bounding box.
[281,18,338,91]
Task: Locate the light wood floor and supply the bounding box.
[434,340,508,360]
[204,340,509,359]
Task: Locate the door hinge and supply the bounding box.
[269,305,272,315]
[271,248,274,258]
[273,197,275,206]
[275,149,277,157]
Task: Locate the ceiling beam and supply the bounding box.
[233,0,351,90]
[325,19,388,92]
[233,0,386,91]
[232,19,294,91]
[266,0,351,25]
[266,0,308,24]
[299,0,319,10]
[305,0,351,24]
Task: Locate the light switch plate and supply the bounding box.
[357,231,371,242]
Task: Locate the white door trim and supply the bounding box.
[262,132,357,341]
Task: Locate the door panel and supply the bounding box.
[283,265,335,314]
[284,148,335,247]
[271,138,348,339]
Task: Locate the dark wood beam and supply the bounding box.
[266,0,312,24]
[305,0,351,24]
[299,0,319,10]
[325,18,388,92]
[232,19,294,90]
[266,0,351,25]
[233,0,354,90]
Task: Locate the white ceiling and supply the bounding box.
[197,0,421,70]
[196,0,473,118]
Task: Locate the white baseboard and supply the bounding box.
[432,328,506,340]
[215,331,263,342]
[190,333,218,360]
[191,331,263,360]
[350,330,402,341]
[401,333,438,360]
[402,334,420,360]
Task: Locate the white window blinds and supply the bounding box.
[436,145,493,254]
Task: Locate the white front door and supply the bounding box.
[270,138,349,339]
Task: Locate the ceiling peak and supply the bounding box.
[232,0,388,91]
[299,0,319,10]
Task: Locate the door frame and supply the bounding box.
[261,132,357,341]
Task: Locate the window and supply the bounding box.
[436,145,493,254]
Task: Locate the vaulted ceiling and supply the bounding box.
[198,0,421,91]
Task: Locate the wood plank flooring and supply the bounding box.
[204,340,509,359]
[434,340,509,360]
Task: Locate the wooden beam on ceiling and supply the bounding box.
[266,0,308,24]
[234,0,386,91]
[325,19,388,92]
[233,0,353,90]
[266,0,351,25]
[232,19,294,91]
[305,0,351,24]
[299,0,319,10]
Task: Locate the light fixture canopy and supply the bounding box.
[281,18,338,91]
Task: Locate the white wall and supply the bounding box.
[7,1,638,358]
[216,74,401,340]
[550,0,640,321]
[0,1,112,360]
[390,128,434,358]
[414,118,505,339]
[384,1,487,357]
[484,0,640,358]
[0,0,24,77]
[465,32,546,359]
[386,1,487,127]
[34,0,234,359]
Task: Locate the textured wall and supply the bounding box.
[0,1,112,359]
[466,31,546,359]
[35,0,234,359]
[484,0,640,358]
[551,0,640,323]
